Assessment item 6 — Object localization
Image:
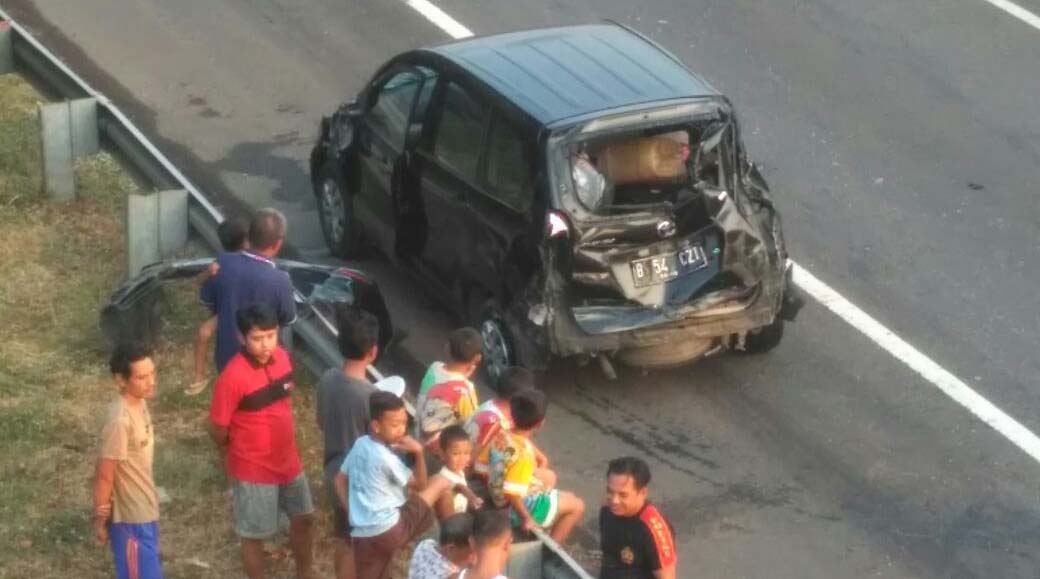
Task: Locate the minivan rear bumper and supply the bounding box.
[548,282,778,357]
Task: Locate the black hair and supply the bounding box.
[497,366,535,399]
[472,510,511,547]
[217,217,249,252]
[439,513,474,548]
[336,306,380,361]
[236,302,280,335]
[369,390,405,421]
[109,342,154,378]
[248,208,287,251]
[448,327,482,363]
[607,456,652,490]
[439,424,470,453]
[509,388,548,430]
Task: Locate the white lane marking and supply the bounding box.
[792,263,1040,464]
[402,0,473,39]
[401,0,1040,466]
[983,0,1040,31]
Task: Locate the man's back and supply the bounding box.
[200,252,296,370]
[316,368,375,479]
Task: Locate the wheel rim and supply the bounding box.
[320,178,346,247]
[480,319,511,383]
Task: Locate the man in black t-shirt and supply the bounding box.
[599,457,677,579]
[315,307,381,579]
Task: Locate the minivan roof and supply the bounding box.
[425,24,718,126]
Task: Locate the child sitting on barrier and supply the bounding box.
[484,389,585,544]
[468,368,555,490]
[435,425,483,520]
[186,216,248,396]
[417,328,482,449]
[408,513,475,579]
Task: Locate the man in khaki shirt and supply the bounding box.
[93,342,163,579]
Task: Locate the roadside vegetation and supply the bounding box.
[0,73,340,578]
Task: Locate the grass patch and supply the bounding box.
[0,74,342,578]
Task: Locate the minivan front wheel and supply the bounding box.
[317,161,362,258]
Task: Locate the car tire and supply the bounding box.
[475,300,517,389]
[316,160,362,258]
[742,318,784,354]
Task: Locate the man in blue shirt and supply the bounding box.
[200,208,296,372]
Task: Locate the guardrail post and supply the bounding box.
[0,21,12,74]
[39,97,98,201]
[126,189,188,277]
[127,192,160,277]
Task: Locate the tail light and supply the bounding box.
[546,210,570,239]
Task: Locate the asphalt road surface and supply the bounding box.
[6,0,1040,576]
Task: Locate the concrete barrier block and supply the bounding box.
[126,192,160,277]
[40,102,75,202]
[157,188,188,256]
[0,23,12,74]
[69,98,99,158]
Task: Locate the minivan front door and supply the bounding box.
[355,67,427,255]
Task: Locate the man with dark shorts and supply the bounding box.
[200,208,296,373]
[208,304,315,578]
[315,307,381,579]
[599,457,677,579]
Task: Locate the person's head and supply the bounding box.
[439,513,476,567]
[439,425,472,473]
[471,510,512,568]
[248,208,287,256]
[446,327,482,377]
[217,216,249,252]
[337,306,380,364]
[369,391,408,444]
[236,303,280,365]
[496,366,535,401]
[109,342,156,400]
[509,387,548,433]
[605,456,652,517]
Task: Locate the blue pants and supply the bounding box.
[110,522,163,579]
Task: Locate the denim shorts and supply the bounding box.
[232,473,314,539]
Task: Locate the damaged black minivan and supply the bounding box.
[311,23,800,379]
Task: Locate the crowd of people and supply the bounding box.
[91,209,678,579]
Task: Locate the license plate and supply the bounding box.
[631,246,708,288]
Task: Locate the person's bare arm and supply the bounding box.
[334,471,349,510]
[533,444,549,469]
[654,565,676,579]
[92,458,118,545]
[393,436,428,490]
[207,422,229,449]
[508,494,536,532]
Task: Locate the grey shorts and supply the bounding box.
[232,473,314,539]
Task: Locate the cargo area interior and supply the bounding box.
[568,120,728,221]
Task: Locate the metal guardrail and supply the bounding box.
[0,6,342,372]
[0,10,590,578]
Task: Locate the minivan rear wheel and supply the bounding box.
[474,301,516,388]
[742,318,784,354]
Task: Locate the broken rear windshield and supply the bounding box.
[568,117,730,215]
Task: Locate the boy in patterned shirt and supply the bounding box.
[407,513,475,579]
[484,389,585,543]
[417,328,482,449]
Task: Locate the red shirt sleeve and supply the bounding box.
[640,505,677,570]
[209,369,240,427]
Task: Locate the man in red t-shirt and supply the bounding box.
[208,303,315,579]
